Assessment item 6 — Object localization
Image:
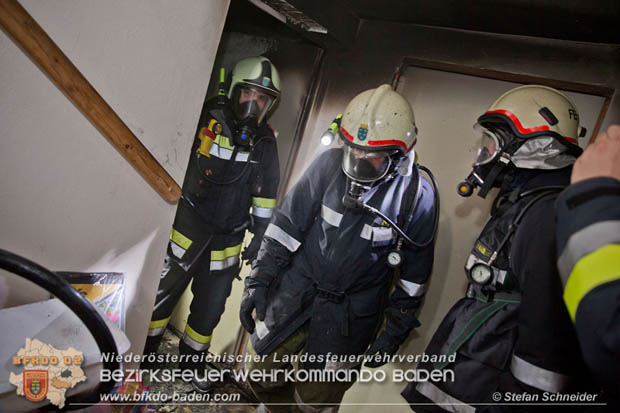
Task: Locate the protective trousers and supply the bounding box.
[144,246,239,370]
[246,323,357,413]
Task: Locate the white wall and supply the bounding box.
[0,0,229,362]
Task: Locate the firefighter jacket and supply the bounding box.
[403,168,597,412]
[247,148,436,368]
[556,176,620,398]
[169,97,279,273]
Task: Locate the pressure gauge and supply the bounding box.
[387,250,403,268]
[469,263,492,285]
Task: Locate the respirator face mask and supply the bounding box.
[341,145,397,208]
[231,85,276,146]
[457,124,515,198]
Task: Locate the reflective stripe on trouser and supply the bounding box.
[148,317,171,337]
[182,324,212,352]
[210,243,242,271]
[510,354,572,393]
[415,382,475,413]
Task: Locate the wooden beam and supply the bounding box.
[0,0,181,203]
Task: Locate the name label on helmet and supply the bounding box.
[358,124,368,141]
[568,109,579,121]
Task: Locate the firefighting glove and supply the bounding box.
[364,333,400,368]
[239,274,270,334]
[364,307,421,368]
[241,235,262,264]
[241,219,268,264]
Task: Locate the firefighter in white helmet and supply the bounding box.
[403,85,605,410]
[240,84,438,411]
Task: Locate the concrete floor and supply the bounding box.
[144,329,258,413]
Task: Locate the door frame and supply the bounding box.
[391,57,615,143]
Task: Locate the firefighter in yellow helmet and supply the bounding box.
[240,84,439,412]
[143,56,281,380]
[403,85,604,410]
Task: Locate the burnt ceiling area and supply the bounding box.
[226,0,620,48]
[342,0,619,44]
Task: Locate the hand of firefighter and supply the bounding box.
[239,275,270,334]
[364,332,400,368]
[364,307,421,368]
[241,235,262,264]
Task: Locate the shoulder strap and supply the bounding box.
[398,165,422,229]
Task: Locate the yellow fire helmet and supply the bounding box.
[339,84,417,154]
[478,85,585,156]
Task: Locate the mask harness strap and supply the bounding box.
[477,156,509,199]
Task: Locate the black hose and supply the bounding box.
[0,249,120,410]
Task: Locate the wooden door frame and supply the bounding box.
[391,57,615,143]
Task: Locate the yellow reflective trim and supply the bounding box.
[170,229,192,250]
[149,317,171,329]
[252,197,276,208]
[564,244,620,321]
[185,324,212,344]
[211,243,242,261]
[214,134,235,150]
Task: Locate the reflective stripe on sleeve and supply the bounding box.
[210,243,242,271]
[170,229,192,250]
[415,382,475,413]
[252,206,273,219]
[252,197,276,219]
[558,221,620,287]
[265,223,301,252]
[397,279,426,297]
[148,317,171,337]
[510,354,572,393]
[321,204,343,227]
[563,243,620,321]
[182,324,212,352]
[252,197,277,208]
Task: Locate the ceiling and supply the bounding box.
[228,0,620,47]
[342,0,620,44]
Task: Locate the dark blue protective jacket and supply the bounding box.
[248,148,436,367]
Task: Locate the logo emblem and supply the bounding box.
[24,370,48,402]
[357,124,369,141]
[262,77,271,87]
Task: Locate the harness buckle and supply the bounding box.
[314,284,345,303]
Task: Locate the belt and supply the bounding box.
[313,283,349,336]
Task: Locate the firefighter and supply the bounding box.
[240,84,439,412]
[143,56,281,374]
[556,124,620,403]
[402,85,600,411]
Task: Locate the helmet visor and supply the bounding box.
[472,124,503,166]
[342,145,394,183]
[232,85,277,124]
